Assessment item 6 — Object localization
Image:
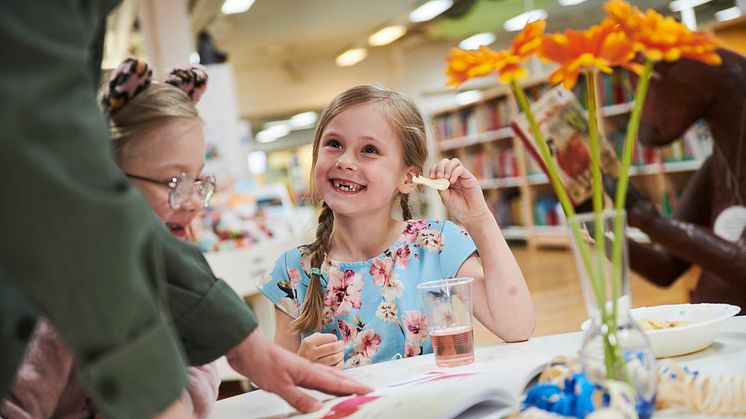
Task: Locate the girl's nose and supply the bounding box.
[335,157,357,171]
[180,188,202,211]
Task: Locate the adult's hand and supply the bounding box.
[226,330,372,412]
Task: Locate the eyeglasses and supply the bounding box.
[125,172,216,209]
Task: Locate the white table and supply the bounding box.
[213,316,746,418]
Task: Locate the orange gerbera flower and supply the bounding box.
[604,0,720,65]
[445,19,545,86]
[539,18,637,89]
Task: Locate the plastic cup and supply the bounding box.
[417,277,475,367]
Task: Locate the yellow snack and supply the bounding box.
[413,175,450,190]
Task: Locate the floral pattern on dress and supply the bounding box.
[258,219,477,368]
[324,267,363,317]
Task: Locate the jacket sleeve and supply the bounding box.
[0,1,192,417]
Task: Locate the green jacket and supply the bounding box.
[0,1,257,417]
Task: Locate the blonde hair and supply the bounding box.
[101,83,201,163]
[291,84,428,333]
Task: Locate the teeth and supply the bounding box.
[333,180,363,192]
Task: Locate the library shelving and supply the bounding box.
[429,70,713,249]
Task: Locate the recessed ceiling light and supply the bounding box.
[256,123,290,143]
[221,0,255,14]
[668,0,711,12]
[504,9,548,32]
[409,0,454,23]
[715,6,742,21]
[368,25,408,47]
[558,0,587,6]
[459,33,497,50]
[336,48,368,67]
[289,112,318,129]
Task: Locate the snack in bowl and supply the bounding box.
[582,303,740,358]
[636,318,691,331]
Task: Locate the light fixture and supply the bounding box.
[335,48,368,67]
[221,0,255,15]
[668,0,711,12]
[715,6,742,21]
[368,25,408,47]
[409,0,453,23]
[247,151,267,175]
[504,9,548,32]
[459,33,497,50]
[558,0,587,6]
[289,111,318,129]
[256,123,290,143]
[457,90,482,106]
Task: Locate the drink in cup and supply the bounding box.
[417,277,475,367]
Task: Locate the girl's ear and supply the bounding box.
[399,167,419,194]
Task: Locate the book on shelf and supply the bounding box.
[292,371,528,419]
[512,85,621,205]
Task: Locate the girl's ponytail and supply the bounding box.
[400,193,412,221]
[290,202,334,333]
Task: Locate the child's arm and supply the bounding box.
[274,308,345,369]
[430,158,536,342]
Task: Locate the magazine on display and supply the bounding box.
[511,85,621,205]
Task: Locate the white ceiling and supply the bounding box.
[186,0,733,123]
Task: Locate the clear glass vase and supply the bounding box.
[567,210,657,418]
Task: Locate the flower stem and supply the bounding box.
[511,81,605,312]
[585,71,608,302]
[611,60,654,311]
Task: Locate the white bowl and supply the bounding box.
[581,303,741,358]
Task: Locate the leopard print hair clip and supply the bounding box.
[102,58,209,115]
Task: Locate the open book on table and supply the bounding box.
[291,371,533,419]
[511,85,621,205]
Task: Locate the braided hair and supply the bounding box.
[290,84,428,333]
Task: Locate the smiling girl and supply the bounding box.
[258,84,535,369]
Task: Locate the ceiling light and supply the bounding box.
[459,33,497,50]
[715,6,742,21]
[668,0,711,12]
[558,0,587,6]
[409,0,454,23]
[221,0,255,14]
[457,90,482,106]
[335,48,368,67]
[504,9,548,32]
[289,111,318,129]
[368,25,408,47]
[256,123,290,143]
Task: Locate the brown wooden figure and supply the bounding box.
[607,48,746,313]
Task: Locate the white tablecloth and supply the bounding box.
[213,316,746,418]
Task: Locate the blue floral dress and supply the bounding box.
[257,219,477,368]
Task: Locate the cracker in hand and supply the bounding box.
[413,175,450,191]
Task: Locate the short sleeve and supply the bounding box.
[257,249,303,319]
[438,220,478,278]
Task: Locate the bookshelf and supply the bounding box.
[430,70,713,249]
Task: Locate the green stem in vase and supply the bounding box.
[584,70,608,302]
[611,60,654,315]
[511,80,606,314]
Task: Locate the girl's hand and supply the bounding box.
[429,158,491,225]
[297,332,345,369]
